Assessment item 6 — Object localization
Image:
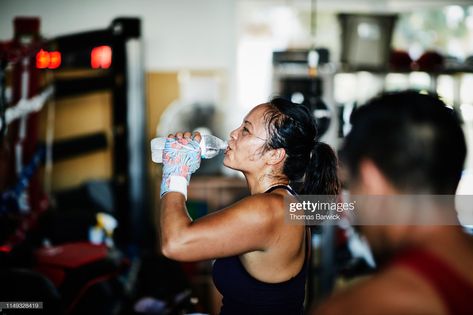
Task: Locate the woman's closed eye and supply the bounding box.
[242,127,250,135]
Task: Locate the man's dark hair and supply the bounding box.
[340,90,466,194]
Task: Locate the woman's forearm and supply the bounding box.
[159,192,192,258]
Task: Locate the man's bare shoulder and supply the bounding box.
[311,265,446,315]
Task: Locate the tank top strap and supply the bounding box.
[265,185,297,196]
[265,185,311,267]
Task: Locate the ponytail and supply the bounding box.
[263,97,341,194]
[302,141,340,195]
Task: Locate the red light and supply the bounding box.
[0,245,12,253]
[36,49,50,69]
[48,51,61,69]
[36,50,61,69]
[91,46,112,69]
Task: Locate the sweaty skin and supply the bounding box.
[159,105,306,284]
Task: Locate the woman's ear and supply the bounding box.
[358,159,397,194]
[265,148,286,166]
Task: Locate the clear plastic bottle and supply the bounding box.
[150,134,227,163]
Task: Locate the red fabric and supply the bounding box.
[391,248,473,315]
[34,264,65,287]
[35,242,108,269]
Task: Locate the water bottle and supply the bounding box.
[150,134,227,163]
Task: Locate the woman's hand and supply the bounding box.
[160,131,202,198]
[167,131,202,143]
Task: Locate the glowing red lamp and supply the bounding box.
[36,49,61,69]
[48,51,61,69]
[91,46,112,69]
[36,49,50,69]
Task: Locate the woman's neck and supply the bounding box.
[244,171,289,195]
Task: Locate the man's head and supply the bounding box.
[340,91,467,261]
[340,91,466,195]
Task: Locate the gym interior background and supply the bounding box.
[1,0,473,314]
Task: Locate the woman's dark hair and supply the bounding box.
[340,90,466,194]
[263,97,340,195]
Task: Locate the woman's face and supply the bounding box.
[224,104,270,173]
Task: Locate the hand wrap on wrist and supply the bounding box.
[160,137,201,199]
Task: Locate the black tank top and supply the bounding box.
[212,185,309,315]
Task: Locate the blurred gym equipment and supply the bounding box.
[0,17,171,315]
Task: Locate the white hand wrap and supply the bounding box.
[164,175,188,199]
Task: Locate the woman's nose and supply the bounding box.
[229,128,238,140]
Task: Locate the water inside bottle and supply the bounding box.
[150,135,227,163]
[202,148,219,159]
[201,135,227,159]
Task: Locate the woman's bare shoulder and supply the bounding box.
[225,192,287,220]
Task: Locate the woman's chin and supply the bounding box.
[223,156,236,170]
[223,156,230,167]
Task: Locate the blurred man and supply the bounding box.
[312,91,473,315]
